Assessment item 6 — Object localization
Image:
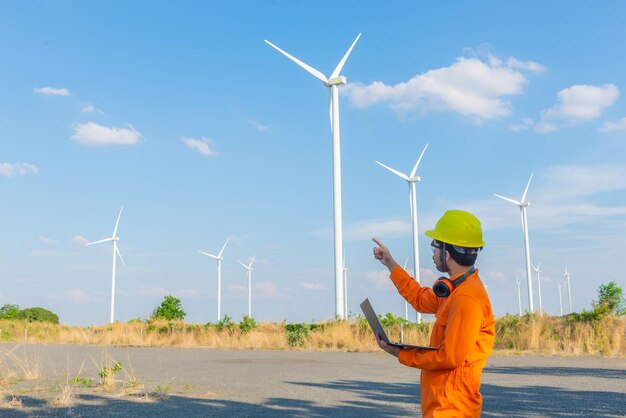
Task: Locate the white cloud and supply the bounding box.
[366,269,394,290]
[46,288,93,303]
[249,119,270,133]
[301,282,327,291]
[541,163,626,201]
[599,116,626,133]
[226,284,247,293]
[255,281,289,298]
[508,117,534,132]
[487,271,506,281]
[71,122,141,145]
[72,235,89,246]
[181,136,218,156]
[81,104,104,115]
[537,84,619,132]
[0,163,39,177]
[343,219,411,240]
[252,257,271,266]
[344,53,539,122]
[33,86,70,96]
[39,236,59,244]
[506,57,546,73]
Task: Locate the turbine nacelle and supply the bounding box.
[326,76,346,86]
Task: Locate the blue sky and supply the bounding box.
[1,1,625,325]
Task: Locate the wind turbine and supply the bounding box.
[564,265,572,313]
[265,33,361,319]
[198,238,229,321]
[516,273,522,316]
[87,207,125,324]
[342,252,348,319]
[558,283,563,316]
[376,143,429,323]
[238,256,255,318]
[402,257,410,321]
[495,173,535,312]
[532,262,543,315]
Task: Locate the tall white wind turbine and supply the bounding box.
[516,273,522,316]
[238,256,255,318]
[87,207,126,324]
[342,252,348,319]
[564,265,572,313]
[376,144,429,323]
[265,33,361,319]
[198,238,229,321]
[558,283,563,316]
[402,257,410,321]
[532,262,543,315]
[495,173,535,313]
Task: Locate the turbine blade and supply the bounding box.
[238,260,248,269]
[330,33,362,79]
[112,207,123,237]
[218,238,229,258]
[115,245,126,267]
[198,250,218,260]
[264,40,328,84]
[494,194,522,206]
[521,173,534,203]
[375,161,409,181]
[410,143,429,178]
[87,238,113,246]
[249,256,255,268]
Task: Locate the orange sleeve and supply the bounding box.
[389,264,440,314]
[397,294,483,370]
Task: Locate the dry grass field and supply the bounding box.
[0,314,624,356]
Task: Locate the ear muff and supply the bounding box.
[433,267,476,298]
[433,277,454,297]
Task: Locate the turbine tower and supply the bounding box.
[376,143,429,323]
[238,256,255,318]
[87,207,126,324]
[495,173,535,312]
[342,252,348,319]
[199,238,229,321]
[564,265,572,313]
[532,262,543,315]
[265,33,361,319]
[516,273,522,316]
[403,257,410,321]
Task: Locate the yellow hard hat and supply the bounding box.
[424,210,485,248]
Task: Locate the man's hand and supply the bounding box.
[376,333,400,357]
[372,237,399,272]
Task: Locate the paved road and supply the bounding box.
[1,343,625,417]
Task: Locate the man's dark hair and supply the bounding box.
[446,245,478,266]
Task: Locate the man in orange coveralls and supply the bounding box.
[372,209,495,417]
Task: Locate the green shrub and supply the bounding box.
[215,315,236,332]
[151,296,186,321]
[239,315,257,333]
[285,323,310,346]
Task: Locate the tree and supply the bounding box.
[593,281,626,316]
[17,307,59,324]
[0,304,21,320]
[151,296,186,321]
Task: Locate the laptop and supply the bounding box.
[360,298,437,350]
